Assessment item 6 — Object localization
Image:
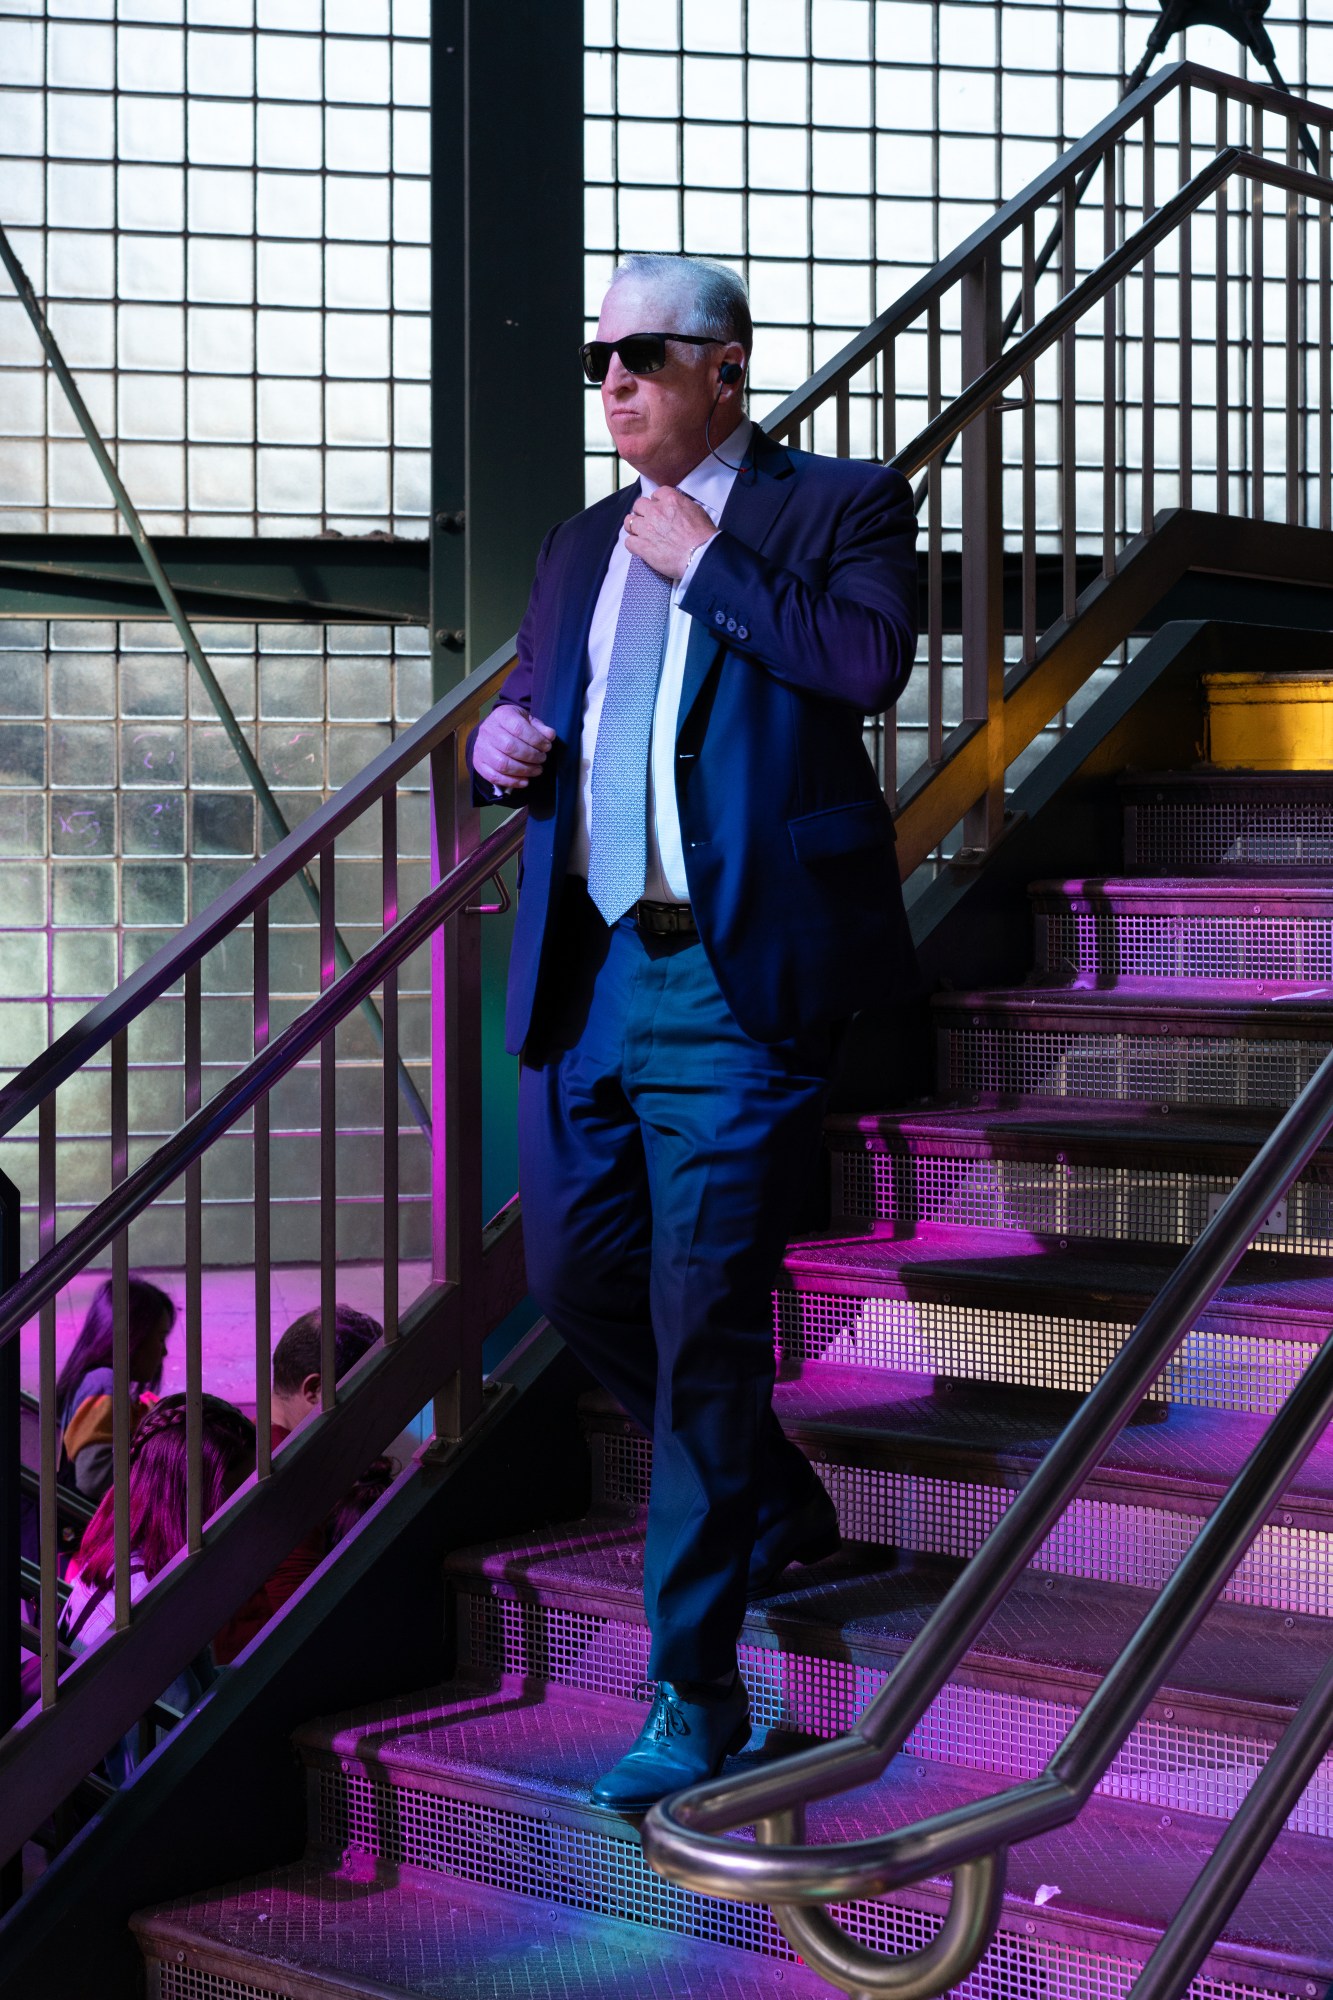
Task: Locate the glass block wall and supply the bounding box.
[0,619,434,1266]
[0,0,430,535]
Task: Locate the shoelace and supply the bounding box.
[647,1688,692,1742]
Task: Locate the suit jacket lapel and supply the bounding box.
[676,427,795,737]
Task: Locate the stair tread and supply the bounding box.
[1031,875,1333,900]
[1121,769,1333,792]
[827,1098,1333,1159]
[935,983,1333,1012]
[131,1857,834,1998]
[781,1222,1333,1326]
[587,1367,1333,1510]
[282,1683,1333,1976]
[434,1521,1331,1716]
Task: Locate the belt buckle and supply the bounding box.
[637,899,693,937]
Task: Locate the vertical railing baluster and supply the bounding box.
[882,341,896,463]
[835,378,850,460]
[429,742,451,1296]
[430,729,484,1444]
[1102,149,1117,579]
[1141,108,1156,532]
[319,843,337,1412]
[1252,107,1265,519]
[37,1095,57,1707]
[110,1031,130,1630]
[1286,120,1300,527]
[381,789,400,1347]
[1312,124,1320,532]
[1060,179,1077,624]
[184,960,202,1553]
[0,1166,14,1908]
[926,300,943,772]
[883,340,898,806]
[1179,86,1193,512]
[960,246,1004,852]
[1216,92,1229,515]
[1021,215,1036,666]
[1321,125,1331,534]
[253,900,272,1481]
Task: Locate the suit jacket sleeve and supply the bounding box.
[679,463,917,716]
[465,522,560,807]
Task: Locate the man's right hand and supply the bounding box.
[473,706,557,791]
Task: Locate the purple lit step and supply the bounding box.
[253,1678,1333,1996]
[773,1225,1330,1413]
[133,1858,835,1999]
[433,1513,1333,1823]
[933,987,1333,1107]
[1121,771,1333,872]
[130,1813,1319,2000]
[587,1377,1333,1615]
[1029,877,1333,988]
[822,1102,1333,1252]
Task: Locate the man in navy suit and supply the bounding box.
[470,253,917,1811]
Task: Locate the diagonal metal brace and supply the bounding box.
[0,219,431,1141]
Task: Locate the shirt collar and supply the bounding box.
[637,418,754,521]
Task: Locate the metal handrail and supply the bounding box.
[0,811,524,1355]
[0,639,519,1142]
[750,56,1333,865]
[890,150,1333,485]
[643,1046,1333,1994]
[0,810,526,1869]
[761,59,1333,449]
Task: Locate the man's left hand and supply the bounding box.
[626,487,716,582]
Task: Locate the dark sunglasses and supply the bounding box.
[580,331,724,384]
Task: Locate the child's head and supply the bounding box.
[75,1393,256,1589]
[325,1457,395,1552]
[57,1274,176,1407]
[271,1304,382,1430]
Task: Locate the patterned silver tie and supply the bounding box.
[587,553,673,925]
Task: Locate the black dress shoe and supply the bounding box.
[590,1679,751,1815]
[747,1483,841,1598]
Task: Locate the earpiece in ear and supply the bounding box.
[719,361,743,386]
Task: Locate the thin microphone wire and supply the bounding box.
[705,385,751,474]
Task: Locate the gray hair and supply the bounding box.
[610,253,753,360]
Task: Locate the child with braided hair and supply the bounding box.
[62,1392,256,1780]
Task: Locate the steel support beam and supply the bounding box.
[0,535,429,625]
[430,1,585,692]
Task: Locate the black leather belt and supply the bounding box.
[632,899,698,937]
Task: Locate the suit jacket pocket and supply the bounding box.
[788,797,896,865]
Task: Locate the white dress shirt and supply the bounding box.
[568,419,754,904]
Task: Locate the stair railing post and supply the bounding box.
[960,245,1006,855]
[429,729,486,1444]
[0,1169,20,1912]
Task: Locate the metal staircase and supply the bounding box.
[7,53,1333,2000]
[130,742,1333,1998]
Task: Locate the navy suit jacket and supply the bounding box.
[472,425,919,1055]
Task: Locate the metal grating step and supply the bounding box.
[439,1509,1333,1827]
[773,1228,1331,1414]
[1122,773,1333,872]
[278,1681,1333,2000]
[132,1858,836,1999]
[1031,878,1333,987]
[585,1373,1333,1619]
[824,1103,1333,1254]
[129,1841,1303,2000]
[933,989,1333,1108]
